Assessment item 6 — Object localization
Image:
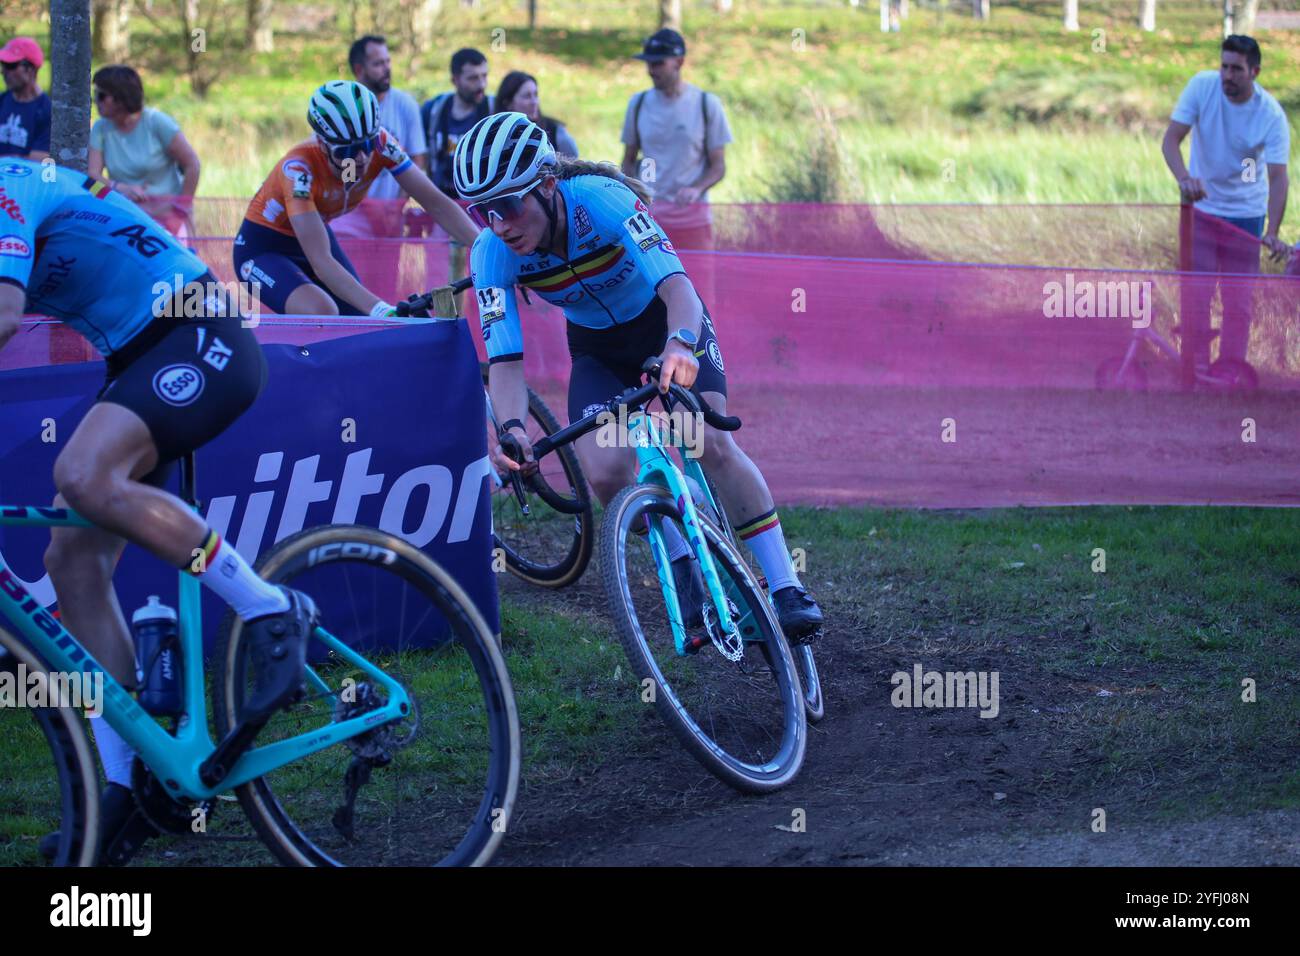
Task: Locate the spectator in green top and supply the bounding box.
[88,65,201,239]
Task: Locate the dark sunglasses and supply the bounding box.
[468,180,543,228]
[2,61,33,72]
[327,136,378,161]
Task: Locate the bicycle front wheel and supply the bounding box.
[484,366,595,588]
[0,626,100,866]
[213,525,520,867]
[600,485,806,793]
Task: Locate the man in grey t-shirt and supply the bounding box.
[333,35,429,248]
[620,29,732,306]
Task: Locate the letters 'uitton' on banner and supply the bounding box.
[0,321,499,655]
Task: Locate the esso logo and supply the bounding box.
[634,198,648,213]
[0,234,31,257]
[239,259,254,280]
[152,364,206,406]
[282,159,310,179]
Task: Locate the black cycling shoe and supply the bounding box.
[242,587,319,722]
[671,556,707,630]
[38,782,160,866]
[772,586,824,643]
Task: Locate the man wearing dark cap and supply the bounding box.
[0,37,51,161]
[620,29,732,306]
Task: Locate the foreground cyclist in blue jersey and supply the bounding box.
[0,159,317,863]
[457,114,823,639]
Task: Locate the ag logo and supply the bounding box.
[0,234,31,257]
[152,364,205,406]
[0,163,33,177]
[110,223,167,258]
[707,340,725,373]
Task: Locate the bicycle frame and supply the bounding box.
[0,505,410,802]
[621,412,754,656]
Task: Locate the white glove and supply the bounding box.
[369,300,397,319]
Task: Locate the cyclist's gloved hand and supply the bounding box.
[494,424,535,475]
[369,300,397,319]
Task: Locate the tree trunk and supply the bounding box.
[1236,0,1258,35]
[972,0,990,20]
[399,0,441,83]
[247,0,273,53]
[1063,0,1078,31]
[92,0,131,61]
[660,0,682,30]
[714,0,733,12]
[880,0,890,31]
[50,0,93,172]
[1138,0,1155,31]
[528,0,538,28]
[1223,0,1234,37]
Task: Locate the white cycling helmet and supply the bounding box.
[307,80,380,144]
[453,112,557,204]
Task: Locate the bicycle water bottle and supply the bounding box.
[132,595,182,717]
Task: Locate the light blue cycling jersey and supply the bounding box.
[0,158,208,355]
[469,174,686,362]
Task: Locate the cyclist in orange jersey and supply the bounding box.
[234,80,479,318]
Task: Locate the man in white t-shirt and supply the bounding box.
[1161,35,1291,374]
[620,29,733,308]
[333,36,429,257]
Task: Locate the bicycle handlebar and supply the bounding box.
[502,359,740,480]
[394,277,475,317]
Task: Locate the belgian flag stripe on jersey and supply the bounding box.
[517,244,625,294]
[81,177,113,199]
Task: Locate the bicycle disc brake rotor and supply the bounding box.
[333,680,418,761]
[701,597,744,662]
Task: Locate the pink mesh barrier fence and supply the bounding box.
[8,200,1299,507]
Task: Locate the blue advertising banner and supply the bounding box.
[0,321,498,657]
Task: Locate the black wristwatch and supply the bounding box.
[669,327,698,349]
[500,418,526,434]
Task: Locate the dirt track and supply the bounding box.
[492,575,1299,867]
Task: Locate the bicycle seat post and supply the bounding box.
[179,453,201,510]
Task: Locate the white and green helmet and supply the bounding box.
[307,80,380,144]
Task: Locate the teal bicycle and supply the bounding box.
[0,453,520,866]
[501,360,813,792]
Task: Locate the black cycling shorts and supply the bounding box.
[565,296,727,425]
[232,218,364,316]
[98,286,267,486]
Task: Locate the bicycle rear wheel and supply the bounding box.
[0,626,99,866]
[213,525,519,867]
[600,485,806,793]
[484,366,594,588]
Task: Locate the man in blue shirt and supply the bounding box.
[0,37,51,161]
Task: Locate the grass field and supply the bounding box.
[2,503,1296,864]
[5,0,1300,229]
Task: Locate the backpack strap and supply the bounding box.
[700,90,710,155]
[631,90,647,150]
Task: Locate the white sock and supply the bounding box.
[737,510,800,593]
[190,529,289,621]
[91,716,135,788]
